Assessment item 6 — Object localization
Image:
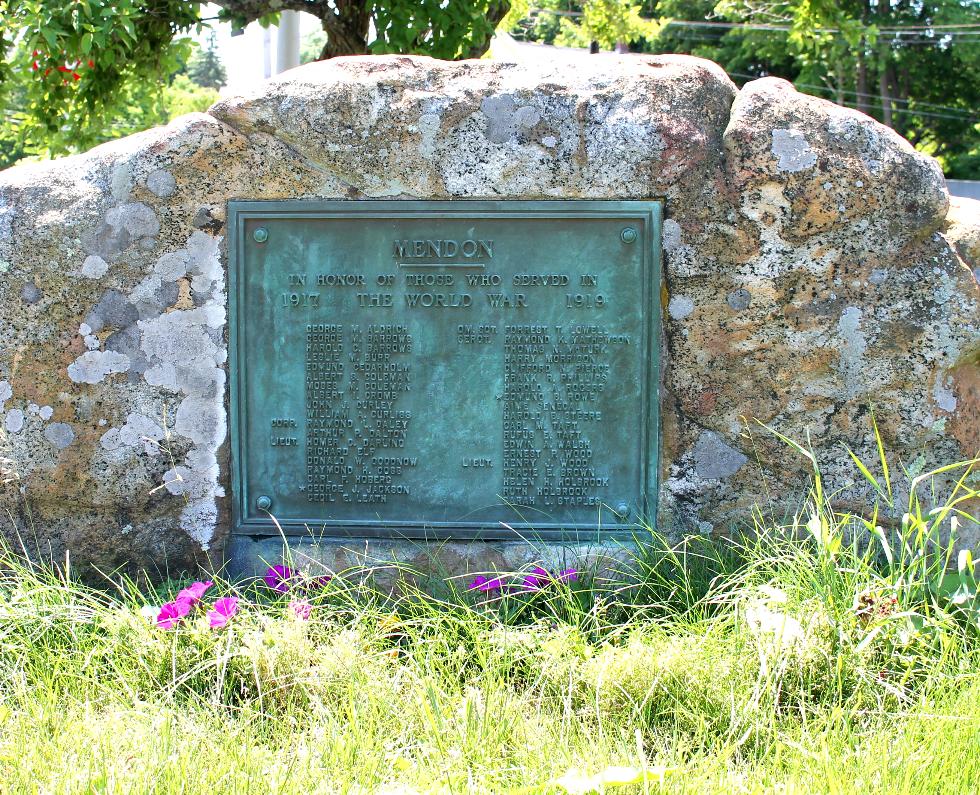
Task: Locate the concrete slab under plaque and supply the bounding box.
[228,200,662,540]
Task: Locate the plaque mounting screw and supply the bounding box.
[256,495,273,511]
[620,227,637,244]
[616,502,630,515]
[253,227,269,243]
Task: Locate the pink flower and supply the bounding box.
[176,580,213,605]
[156,598,193,629]
[263,565,294,593]
[469,575,505,592]
[522,566,551,590]
[207,597,239,629]
[522,567,578,591]
[290,600,312,620]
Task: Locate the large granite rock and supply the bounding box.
[0,55,976,576]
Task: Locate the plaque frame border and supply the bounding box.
[228,199,663,541]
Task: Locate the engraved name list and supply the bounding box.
[230,201,661,539]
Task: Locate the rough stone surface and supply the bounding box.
[691,431,748,480]
[946,197,980,282]
[4,409,24,434]
[146,169,176,199]
[0,55,976,577]
[80,254,109,279]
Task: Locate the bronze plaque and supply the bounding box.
[229,200,662,539]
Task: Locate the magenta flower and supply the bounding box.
[307,574,332,590]
[469,574,506,592]
[207,596,239,629]
[156,598,193,629]
[290,599,312,620]
[176,580,213,605]
[522,566,551,590]
[522,566,579,591]
[263,565,295,593]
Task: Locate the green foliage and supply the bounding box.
[505,0,980,176]
[712,0,980,174]
[0,0,202,157]
[161,74,220,117]
[371,0,510,59]
[944,132,980,180]
[0,52,217,168]
[505,0,564,44]
[0,0,512,164]
[300,27,328,64]
[188,32,227,89]
[554,0,659,50]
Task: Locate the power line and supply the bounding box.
[661,19,980,34]
[727,71,978,116]
[527,8,980,38]
[729,72,979,122]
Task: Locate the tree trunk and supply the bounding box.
[875,0,893,129]
[214,0,510,61]
[319,0,371,58]
[856,0,871,115]
[856,46,870,115]
[464,0,513,59]
[878,54,893,129]
[895,64,911,134]
[832,60,844,105]
[886,61,901,133]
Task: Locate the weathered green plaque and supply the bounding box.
[229,200,662,539]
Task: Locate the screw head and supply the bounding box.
[256,495,272,511]
[620,227,637,244]
[616,502,630,515]
[253,227,269,243]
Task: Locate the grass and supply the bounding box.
[0,445,978,793]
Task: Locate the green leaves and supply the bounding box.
[930,548,980,632]
[371,0,509,59]
[1,0,514,160]
[552,0,659,51]
[0,0,203,158]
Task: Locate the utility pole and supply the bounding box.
[276,10,301,74]
[262,25,272,79]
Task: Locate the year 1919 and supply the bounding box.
[565,293,606,308]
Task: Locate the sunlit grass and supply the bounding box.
[0,439,977,793]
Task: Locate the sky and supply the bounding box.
[194,5,322,97]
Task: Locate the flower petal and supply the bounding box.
[176,580,213,604]
[207,596,239,629]
[263,565,294,593]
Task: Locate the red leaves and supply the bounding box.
[29,50,93,81]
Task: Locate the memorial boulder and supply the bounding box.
[0,55,976,576]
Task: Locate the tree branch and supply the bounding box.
[466,0,511,59]
[209,0,335,29]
